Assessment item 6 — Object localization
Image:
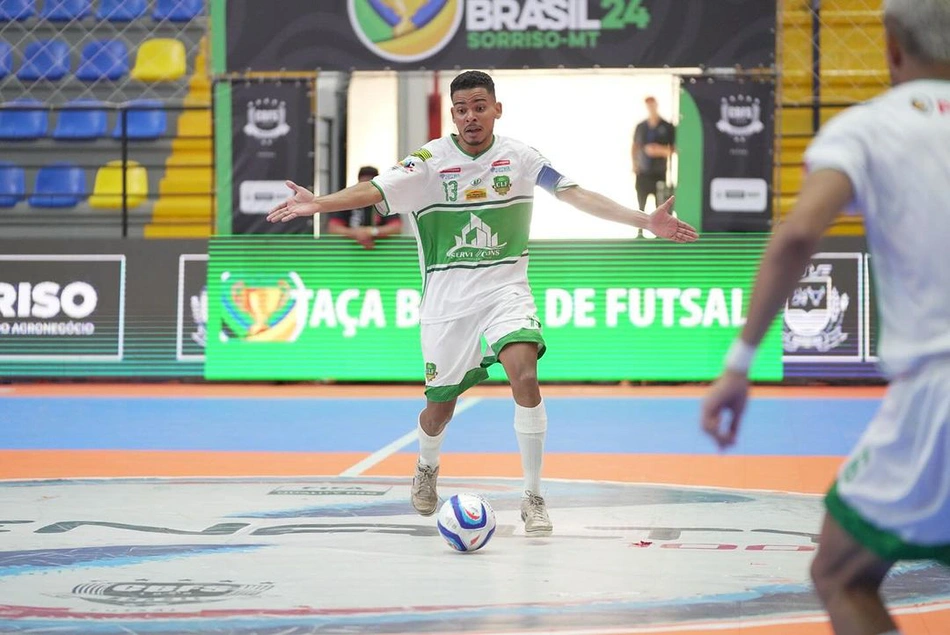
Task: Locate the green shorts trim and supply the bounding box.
[826,482,950,566]
[480,328,547,369]
[424,367,489,403]
[423,329,547,403]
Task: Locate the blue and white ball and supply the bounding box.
[437,493,496,552]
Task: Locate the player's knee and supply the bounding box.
[509,365,539,389]
[422,402,455,428]
[810,552,839,603]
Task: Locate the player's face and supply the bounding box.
[450,88,501,149]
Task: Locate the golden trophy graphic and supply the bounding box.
[382,0,425,37]
[231,280,290,337]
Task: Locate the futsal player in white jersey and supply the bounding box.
[701,1,950,632]
[269,70,698,535]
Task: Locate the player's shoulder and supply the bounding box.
[819,87,914,137]
[493,135,544,160]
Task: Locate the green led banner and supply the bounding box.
[206,236,783,382]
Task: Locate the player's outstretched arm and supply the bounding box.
[267,180,383,223]
[556,187,698,243]
[701,169,853,449]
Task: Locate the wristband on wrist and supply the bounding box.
[724,339,757,375]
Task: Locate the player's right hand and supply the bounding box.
[701,371,749,450]
[267,181,318,223]
[649,196,699,243]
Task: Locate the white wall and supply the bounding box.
[345,72,399,187]
[441,69,680,239]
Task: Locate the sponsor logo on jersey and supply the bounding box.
[399,158,417,172]
[492,175,511,196]
[411,148,433,161]
[911,96,933,113]
[491,159,512,173]
[439,167,462,180]
[465,188,487,201]
[446,214,507,259]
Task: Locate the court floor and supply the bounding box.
[1,383,948,634]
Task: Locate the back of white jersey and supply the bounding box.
[805,79,950,377]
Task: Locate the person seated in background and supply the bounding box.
[326,166,402,248]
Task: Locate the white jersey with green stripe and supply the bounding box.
[371,134,576,323]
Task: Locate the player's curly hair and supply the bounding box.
[450,71,495,98]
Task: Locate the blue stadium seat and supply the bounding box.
[113,99,166,140]
[96,0,146,21]
[0,99,48,140]
[0,0,35,21]
[0,162,26,207]
[0,42,12,79]
[53,100,107,140]
[17,39,71,81]
[75,39,128,81]
[153,0,202,22]
[29,163,86,208]
[41,0,91,21]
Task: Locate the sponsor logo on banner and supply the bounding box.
[71,581,273,607]
[348,0,465,63]
[710,178,768,213]
[783,254,863,362]
[269,484,392,496]
[0,255,125,361]
[244,98,291,144]
[239,180,291,214]
[716,95,764,142]
[177,254,208,361]
[219,271,309,343]
[447,213,506,259]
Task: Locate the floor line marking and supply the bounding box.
[339,398,483,477]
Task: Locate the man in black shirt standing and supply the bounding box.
[326,166,402,248]
[632,96,676,213]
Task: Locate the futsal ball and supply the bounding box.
[437,493,496,552]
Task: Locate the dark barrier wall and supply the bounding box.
[213,0,776,73]
[0,240,207,378]
[0,236,883,381]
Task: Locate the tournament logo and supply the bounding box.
[716,95,764,142]
[784,263,849,353]
[348,0,464,63]
[220,271,308,343]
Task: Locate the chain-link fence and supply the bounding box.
[776,0,888,231]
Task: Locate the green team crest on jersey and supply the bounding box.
[425,362,438,382]
[492,175,511,196]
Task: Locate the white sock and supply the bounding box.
[878,631,901,635]
[514,400,547,495]
[417,417,446,468]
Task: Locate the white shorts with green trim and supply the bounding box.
[832,356,950,556]
[421,291,545,402]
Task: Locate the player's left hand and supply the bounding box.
[648,196,699,243]
[701,371,749,450]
